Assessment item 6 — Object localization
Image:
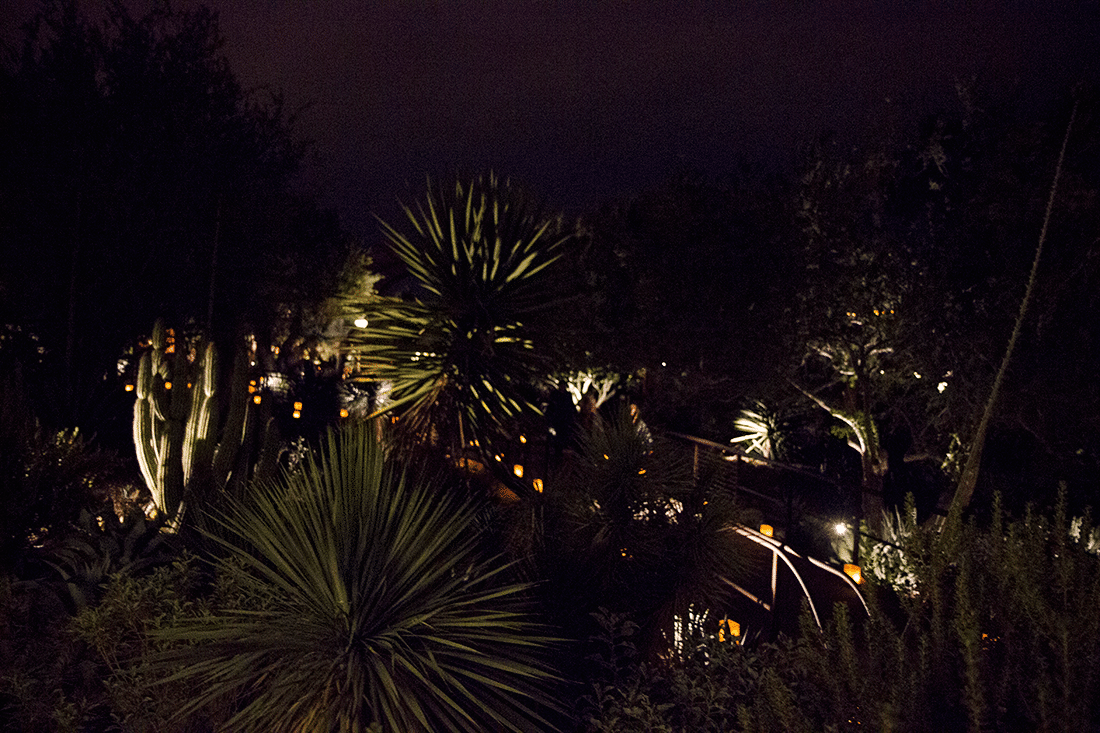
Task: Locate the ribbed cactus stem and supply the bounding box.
[132,352,160,511]
[183,342,218,494]
[132,321,284,526]
[211,348,252,489]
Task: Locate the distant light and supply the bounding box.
[293,401,303,411]
[834,522,848,536]
[519,435,527,444]
[760,524,773,537]
[638,468,646,475]
[253,395,262,404]
[354,318,368,328]
[913,372,922,379]
[339,408,349,418]
[937,381,948,393]
[533,478,543,493]
[124,384,134,392]
[513,464,523,478]
[164,381,172,390]
[661,361,667,367]
[292,410,301,419]
[844,564,862,584]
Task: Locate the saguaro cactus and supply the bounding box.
[133,321,281,523]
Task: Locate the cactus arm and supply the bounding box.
[132,358,158,506]
[252,415,283,488]
[211,348,252,488]
[183,342,219,497]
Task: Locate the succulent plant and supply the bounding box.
[132,320,282,524]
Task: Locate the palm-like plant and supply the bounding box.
[524,407,748,657]
[342,174,574,455]
[151,425,561,732]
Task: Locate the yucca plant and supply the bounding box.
[526,407,748,658]
[149,425,562,732]
[341,174,575,458]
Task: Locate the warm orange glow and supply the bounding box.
[253,395,262,404]
[719,617,741,642]
[292,410,301,419]
[637,468,646,475]
[519,434,527,444]
[125,384,134,392]
[760,524,773,537]
[164,381,172,390]
[533,478,543,493]
[339,408,349,418]
[844,564,863,584]
[293,401,303,410]
[513,464,523,478]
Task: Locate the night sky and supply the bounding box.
[5,0,1100,236]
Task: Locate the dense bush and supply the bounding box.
[582,491,1100,732]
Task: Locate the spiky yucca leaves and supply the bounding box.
[150,425,561,732]
[342,175,574,456]
[526,407,747,657]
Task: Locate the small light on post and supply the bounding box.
[844,564,862,584]
[759,524,773,537]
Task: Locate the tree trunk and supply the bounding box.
[937,97,1078,526]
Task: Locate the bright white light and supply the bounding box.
[834,522,848,536]
[913,372,922,379]
[353,318,368,328]
[937,381,947,393]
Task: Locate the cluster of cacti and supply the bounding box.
[132,320,281,523]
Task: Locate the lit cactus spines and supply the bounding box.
[131,321,283,524]
[182,341,218,494]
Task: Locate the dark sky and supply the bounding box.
[5,0,1100,238]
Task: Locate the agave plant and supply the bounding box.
[341,174,575,456]
[150,425,561,732]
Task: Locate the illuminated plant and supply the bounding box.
[730,400,788,460]
[151,425,561,732]
[132,320,281,523]
[341,174,574,456]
